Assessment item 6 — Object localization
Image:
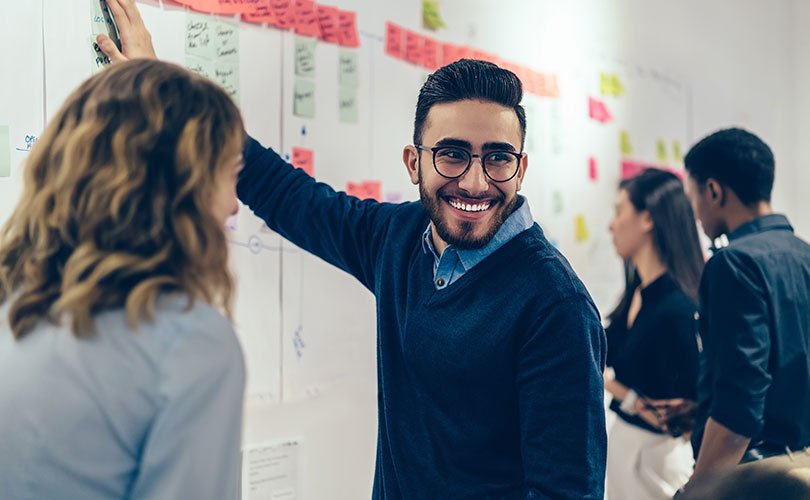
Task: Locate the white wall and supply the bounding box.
[791,0,810,238]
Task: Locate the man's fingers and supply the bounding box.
[120,0,145,25]
[104,0,131,32]
[96,34,127,62]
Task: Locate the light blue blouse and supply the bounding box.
[0,295,245,500]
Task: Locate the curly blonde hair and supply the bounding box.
[0,59,244,338]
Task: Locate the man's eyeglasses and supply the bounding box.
[414,145,523,183]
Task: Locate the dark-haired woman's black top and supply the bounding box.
[606,274,701,434]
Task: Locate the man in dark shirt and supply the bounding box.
[678,128,810,491]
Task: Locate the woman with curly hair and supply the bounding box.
[0,59,246,499]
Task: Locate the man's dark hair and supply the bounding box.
[413,59,527,149]
[684,127,775,205]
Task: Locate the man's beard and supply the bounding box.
[418,167,516,250]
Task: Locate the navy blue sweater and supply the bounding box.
[238,137,607,499]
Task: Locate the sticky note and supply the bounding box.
[214,20,239,61]
[0,125,10,178]
[338,50,359,86]
[620,130,633,156]
[656,138,668,163]
[574,214,589,243]
[673,140,683,163]
[404,31,423,65]
[293,78,316,118]
[422,0,446,30]
[588,157,598,182]
[186,13,215,59]
[551,190,563,215]
[177,0,257,14]
[242,1,275,24]
[213,62,240,102]
[421,37,440,70]
[347,181,381,201]
[385,22,404,59]
[291,147,314,177]
[294,36,316,77]
[621,160,645,179]
[441,42,462,66]
[269,0,294,30]
[339,85,359,123]
[600,72,625,97]
[317,5,340,44]
[337,10,359,48]
[294,0,320,37]
[186,54,214,79]
[588,97,612,123]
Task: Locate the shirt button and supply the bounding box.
[436,278,445,287]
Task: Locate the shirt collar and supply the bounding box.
[726,214,793,242]
[421,196,535,269]
[639,273,677,303]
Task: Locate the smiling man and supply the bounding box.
[238,60,608,499]
[98,12,607,494]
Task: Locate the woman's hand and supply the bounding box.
[96,0,157,62]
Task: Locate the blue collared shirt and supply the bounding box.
[422,196,535,289]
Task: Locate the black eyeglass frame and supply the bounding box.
[414,145,524,183]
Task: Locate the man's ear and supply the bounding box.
[706,178,726,207]
[403,145,420,185]
[515,153,529,191]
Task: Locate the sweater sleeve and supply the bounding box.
[237,135,397,290]
[517,294,607,499]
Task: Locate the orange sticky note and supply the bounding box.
[317,5,340,44]
[385,22,404,59]
[421,37,440,70]
[268,0,294,30]
[242,0,276,23]
[292,147,314,177]
[337,10,359,48]
[441,42,462,66]
[404,30,423,65]
[294,0,320,37]
[347,181,381,201]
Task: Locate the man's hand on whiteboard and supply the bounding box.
[96,0,156,63]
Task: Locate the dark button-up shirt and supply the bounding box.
[692,214,810,456]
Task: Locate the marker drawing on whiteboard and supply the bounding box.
[292,326,305,360]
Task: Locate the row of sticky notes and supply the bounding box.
[384,21,559,98]
[288,148,381,201]
[170,0,359,47]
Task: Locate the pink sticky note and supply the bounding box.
[404,30,423,66]
[621,160,645,179]
[385,22,404,59]
[294,0,321,37]
[441,42,462,66]
[588,157,598,181]
[337,10,359,47]
[242,1,276,23]
[588,97,613,123]
[292,147,314,177]
[317,5,340,44]
[421,37,440,70]
[267,0,294,29]
[347,181,382,201]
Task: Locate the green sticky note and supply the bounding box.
[620,130,633,156]
[214,20,239,62]
[293,79,316,118]
[656,138,668,163]
[338,50,358,87]
[339,85,358,123]
[186,55,215,80]
[295,37,316,77]
[673,140,683,163]
[0,125,11,178]
[422,0,446,30]
[186,13,215,60]
[213,62,240,104]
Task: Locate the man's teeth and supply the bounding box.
[448,199,491,212]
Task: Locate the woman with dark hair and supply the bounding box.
[0,59,246,499]
[604,168,705,499]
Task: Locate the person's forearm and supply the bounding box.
[691,417,751,480]
[603,372,630,400]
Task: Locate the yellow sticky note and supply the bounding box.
[575,214,589,243]
[673,140,683,163]
[657,139,668,163]
[620,130,633,156]
[600,72,625,97]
